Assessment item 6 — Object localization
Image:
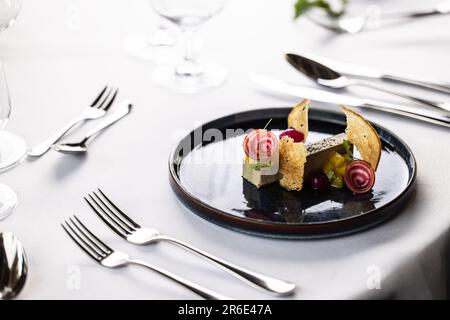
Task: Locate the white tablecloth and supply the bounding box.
[1,0,450,299]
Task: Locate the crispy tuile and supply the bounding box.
[279,136,307,191]
[288,99,310,140]
[341,106,382,171]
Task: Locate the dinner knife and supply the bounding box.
[287,52,450,94]
[249,73,450,128]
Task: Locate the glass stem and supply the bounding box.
[175,28,203,78]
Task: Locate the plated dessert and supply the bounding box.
[242,99,382,195]
[170,104,415,238]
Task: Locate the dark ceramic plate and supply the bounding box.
[169,108,416,239]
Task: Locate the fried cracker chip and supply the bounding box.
[279,136,307,191]
[288,99,310,140]
[341,106,381,171]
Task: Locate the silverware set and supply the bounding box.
[250,52,450,128]
[62,189,297,300]
[27,86,131,157]
[52,101,132,154]
[285,53,450,113]
[306,1,450,34]
[285,53,450,94]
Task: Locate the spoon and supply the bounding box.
[286,53,450,113]
[306,1,450,34]
[0,232,28,299]
[52,101,132,154]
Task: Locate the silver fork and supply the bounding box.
[85,189,297,297]
[61,215,230,300]
[27,86,118,157]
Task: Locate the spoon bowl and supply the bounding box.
[0,232,28,299]
[52,143,88,154]
[286,53,348,85]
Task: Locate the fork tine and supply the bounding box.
[90,86,109,108]
[65,218,107,258]
[96,188,141,228]
[84,195,130,239]
[89,192,134,233]
[91,192,135,232]
[61,222,102,261]
[100,88,118,111]
[94,189,139,229]
[71,215,112,253]
[95,86,113,109]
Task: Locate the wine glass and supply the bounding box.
[0,61,27,220]
[0,0,26,220]
[150,0,228,93]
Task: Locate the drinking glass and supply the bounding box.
[150,0,228,93]
[0,61,26,220]
[0,0,26,220]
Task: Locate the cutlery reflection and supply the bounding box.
[27,86,118,157]
[0,232,28,300]
[306,1,450,34]
[52,101,132,154]
[84,188,297,296]
[249,73,450,128]
[285,52,450,94]
[61,215,230,300]
[286,53,450,112]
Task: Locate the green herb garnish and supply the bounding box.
[343,139,353,157]
[251,161,272,171]
[324,168,335,180]
[330,174,344,189]
[294,0,348,19]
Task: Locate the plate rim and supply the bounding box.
[168,107,417,238]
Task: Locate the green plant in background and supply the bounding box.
[294,0,349,19]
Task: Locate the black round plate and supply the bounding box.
[169,108,416,239]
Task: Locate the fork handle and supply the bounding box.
[157,235,296,296]
[27,116,85,157]
[128,259,231,300]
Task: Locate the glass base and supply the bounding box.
[123,33,178,64]
[0,131,27,172]
[152,63,227,94]
[0,183,17,220]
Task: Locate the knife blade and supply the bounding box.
[249,73,450,128]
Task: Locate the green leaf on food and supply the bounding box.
[294,0,348,19]
[331,174,344,189]
[251,161,272,171]
[324,168,335,180]
[343,139,353,157]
